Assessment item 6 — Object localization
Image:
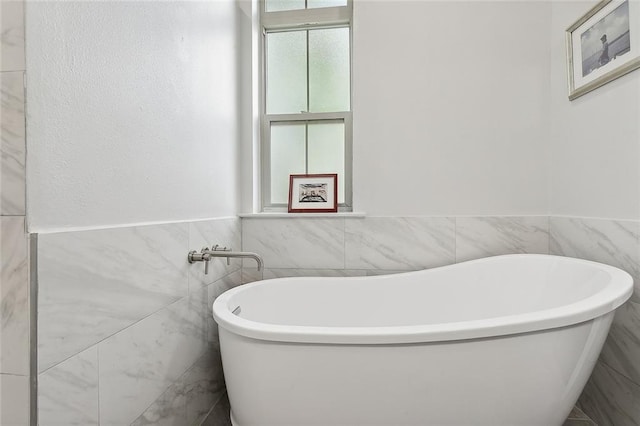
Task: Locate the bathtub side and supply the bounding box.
[220,313,614,426]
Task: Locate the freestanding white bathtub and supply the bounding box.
[212,254,632,426]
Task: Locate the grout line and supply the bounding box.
[454,217,458,264]
[343,217,346,270]
[187,222,192,298]
[199,391,227,426]
[132,347,211,425]
[29,234,38,426]
[37,291,191,375]
[600,358,640,389]
[97,344,101,425]
[0,68,27,73]
[547,215,551,255]
[0,372,30,378]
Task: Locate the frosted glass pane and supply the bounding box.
[267,31,307,114]
[307,122,345,204]
[308,0,348,8]
[265,0,305,12]
[271,123,306,204]
[309,28,350,112]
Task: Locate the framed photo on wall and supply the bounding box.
[288,174,338,213]
[566,0,640,100]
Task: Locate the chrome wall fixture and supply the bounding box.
[188,245,264,274]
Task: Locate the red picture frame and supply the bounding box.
[288,174,338,213]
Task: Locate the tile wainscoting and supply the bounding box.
[36,217,241,426]
[241,215,550,280]
[1,0,29,422]
[29,214,640,425]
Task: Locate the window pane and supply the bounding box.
[308,0,348,9]
[265,0,305,12]
[307,121,345,204]
[308,27,350,112]
[271,123,306,204]
[266,0,346,11]
[267,31,307,114]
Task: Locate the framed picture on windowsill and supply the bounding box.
[566,0,640,100]
[288,174,338,213]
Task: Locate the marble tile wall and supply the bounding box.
[0,0,29,423]
[37,217,241,426]
[241,216,550,281]
[30,213,640,426]
[550,216,640,426]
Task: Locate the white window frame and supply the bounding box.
[259,0,353,211]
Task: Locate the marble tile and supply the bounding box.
[599,299,640,385]
[207,271,243,344]
[207,271,243,308]
[99,289,208,426]
[563,420,597,426]
[38,223,189,372]
[1,71,26,215]
[564,405,597,426]
[38,346,99,426]
[345,217,455,270]
[241,266,263,284]
[0,1,25,71]
[365,269,411,276]
[258,267,366,279]
[0,373,29,425]
[567,405,591,420]
[242,218,345,269]
[579,361,640,426]
[188,218,241,290]
[455,216,549,262]
[200,392,231,426]
[181,349,226,425]
[550,217,640,302]
[131,347,225,426]
[0,216,28,375]
[130,382,187,426]
[241,266,408,283]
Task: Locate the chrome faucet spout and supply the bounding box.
[204,250,264,271]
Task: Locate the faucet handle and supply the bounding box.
[187,248,212,275]
[203,251,212,275]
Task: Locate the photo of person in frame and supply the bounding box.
[580,0,630,77]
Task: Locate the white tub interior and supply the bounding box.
[226,255,617,328]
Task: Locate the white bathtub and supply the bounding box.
[212,254,632,426]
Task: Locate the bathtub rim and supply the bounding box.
[212,254,633,345]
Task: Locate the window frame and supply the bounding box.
[259,0,353,211]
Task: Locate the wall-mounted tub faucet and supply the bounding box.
[188,245,264,274]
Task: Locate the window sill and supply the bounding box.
[239,212,366,219]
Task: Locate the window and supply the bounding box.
[260,0,352,210]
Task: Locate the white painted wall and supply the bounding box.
[26,0,246,231]
[549,1,640,220]
[352,1,551,216]
[30,0,635,227]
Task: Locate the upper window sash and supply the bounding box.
[261,2,352,31]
